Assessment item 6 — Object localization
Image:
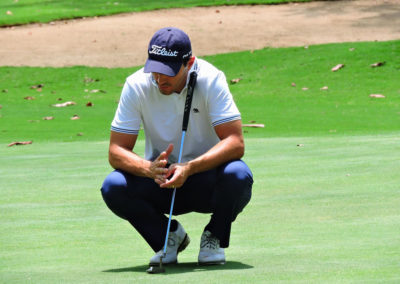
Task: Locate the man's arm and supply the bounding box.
[109,131,172,182]
[160,119,244,188]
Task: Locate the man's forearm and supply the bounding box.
[109,145,152,178]
[187,135,244,176]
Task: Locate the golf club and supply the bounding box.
[147,71,197,274]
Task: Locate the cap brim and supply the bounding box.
[144,59,182,77]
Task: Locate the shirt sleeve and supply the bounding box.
[111,81,142,135]
[207,71,241,127]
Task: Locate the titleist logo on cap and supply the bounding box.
[149,45,178,57]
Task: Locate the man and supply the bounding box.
[101,27,253,266]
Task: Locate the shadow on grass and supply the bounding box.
[103,261,253,274]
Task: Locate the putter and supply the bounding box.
[147,71,197,274]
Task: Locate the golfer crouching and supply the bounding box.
[100,27,253,266]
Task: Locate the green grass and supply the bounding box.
[0,0,313,27]
[1,40,399,282]
[1,41,399,143]
[1,135,399,283]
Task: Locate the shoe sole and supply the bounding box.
[178,233,190,253]
[149,233,190,266]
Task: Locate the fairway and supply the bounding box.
[1,135,399,283]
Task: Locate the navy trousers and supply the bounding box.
[100,159,253,252]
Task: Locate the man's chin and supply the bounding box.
[159,88,173,95]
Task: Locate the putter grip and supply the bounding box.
[182,72,197,131]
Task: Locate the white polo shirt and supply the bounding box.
[111,58,241,163]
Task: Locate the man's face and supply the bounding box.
[152,64,188,95]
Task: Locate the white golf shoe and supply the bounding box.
[149,222,190,266]
[198,230,226,265]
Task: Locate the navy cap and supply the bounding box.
[144,27,192,77]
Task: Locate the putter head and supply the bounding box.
[146,254,165,274]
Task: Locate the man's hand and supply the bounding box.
[151,144,173,185]
[159,162,191,189]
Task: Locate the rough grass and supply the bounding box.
[0,0,313,27]
[1,41,399,144]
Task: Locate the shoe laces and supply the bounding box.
[201,231,219,250]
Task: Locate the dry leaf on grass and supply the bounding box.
[6,11,13,15]
[86,102,93,107]
[370,62,385,67]
[71,114,80,120]
[8,141,32,147]
[320,86,329,90]
[24,96,35,100]
[83,77,100,84]
[230,78,242,84]
[242,124,265,128]
[30,84,44,89]
[369,94,385,98]
[43,116,54,120]
[331,64,345,72]
[90,89,107,93]
[2,89,8,93]
[291,83,296,87]
[52,101,76,107]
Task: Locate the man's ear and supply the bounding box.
[187,56,195,68]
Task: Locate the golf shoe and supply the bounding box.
[149,221,190,266]
[198,230,226,265]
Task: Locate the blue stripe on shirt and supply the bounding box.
[212,115,241,127]
[111,126,139,135]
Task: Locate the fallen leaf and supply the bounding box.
[291,83,296,87]
[369,94,385,98]
[249,120,257,123]
[242,124,265,128]
[77,132,84,136]
[90,89,106,93]
[0,105,2,109]
[24,96,35,100]
[71,114,80,120]
[52,101,76,107]
[370,62,385,67]
[1,89,8,93]
[230,78,242,84]
[83,76,99,84]
[349,48,355,51]
[320,86,329,90]
[302,87,309,91]
[30,84,44,89]
[215,9,220,13]
[86,102,93,107]
[43,116,54,120]
[8,141,32,147]
[331,64,345,72]
[6,11,13,15]
[297,144,304,147]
